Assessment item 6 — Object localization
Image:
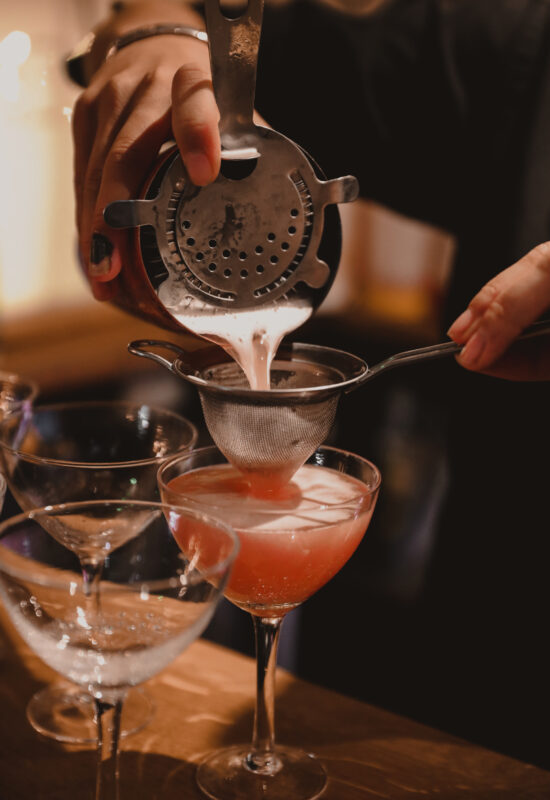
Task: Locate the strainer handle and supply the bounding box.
[127,339,189,374]
[204,0,263,148]
[359,340,459,385]
[356,318,550,386]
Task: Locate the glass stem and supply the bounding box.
[81,559,103,621]
[246,614,284,776]
[95,695,125,800]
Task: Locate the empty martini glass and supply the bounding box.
[159,444,381,800]
[0,499,239,800]
[0,401,197,744]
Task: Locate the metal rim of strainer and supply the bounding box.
[127,340,369,404]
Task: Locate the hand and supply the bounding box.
[447,243,550,380]
[72,3,220,299]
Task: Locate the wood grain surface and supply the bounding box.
[0,607,548,800]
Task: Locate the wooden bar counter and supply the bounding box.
[0,606,548,799]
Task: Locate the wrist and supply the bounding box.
[99,1,206,41]
[67,1,206,87]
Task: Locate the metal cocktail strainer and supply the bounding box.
[129,320,550,483]
[104,0,358,326]
[129,340,367,485]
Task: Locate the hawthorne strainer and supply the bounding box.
[103,0,358,326]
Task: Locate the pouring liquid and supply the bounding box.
[170,299,312,390]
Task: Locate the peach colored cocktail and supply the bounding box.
[164,461,376,617]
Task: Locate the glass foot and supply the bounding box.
[197,744,327,800]
[26,682,154,744]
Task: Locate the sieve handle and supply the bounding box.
[204,0,263,151]
[356,318,550,386]
[127,339,190,374]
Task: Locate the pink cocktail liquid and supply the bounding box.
[164,463,377,617]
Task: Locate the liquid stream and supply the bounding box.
[169,297,312,391]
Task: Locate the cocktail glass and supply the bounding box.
[0,371,38,423]
[159,444,381,800]
[0,401,198,743]
[0,499,239,800]
[0,372,37,658]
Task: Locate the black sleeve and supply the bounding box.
[256,0,550,265]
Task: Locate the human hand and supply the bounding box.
[447,243,550,380]
[72,5,220,299]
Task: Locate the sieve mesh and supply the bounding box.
[127,340,368,485]
[199,387,339,485]
[195,358,347,485]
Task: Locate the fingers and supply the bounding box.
[469,335,550,381]
[73,40,220,300]
[447,243,550,376]
[87,77,174,277]
[74,64,175,295]
[171,62,221,185]
[72,93,97,240]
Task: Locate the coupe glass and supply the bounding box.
[0,500,239,800]
[0,371,38,422]
[0,401,197,744]
[159,444,381,800]
[0,372,37,658]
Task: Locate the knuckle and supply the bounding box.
[102,153,138,188]
[181,117,211,139]
[113,130,151,163]
[143,64,176,89]
[104,136,151,181]
[532,241,550,275]
[108,142,133,168]
[482,300,507,326]
[96,75,135,116]
[469,283,498,312]
[174,61,210,86]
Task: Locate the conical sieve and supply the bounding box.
[128,340,366,486]
[129,319,550,485]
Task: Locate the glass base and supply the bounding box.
[26,682,154,744]
[196,744,327,800]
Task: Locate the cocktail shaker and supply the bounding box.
[101,0,358,333]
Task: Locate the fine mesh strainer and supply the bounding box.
[129,320,550,483]
[104,0,358,324]
[128,340,366,485]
